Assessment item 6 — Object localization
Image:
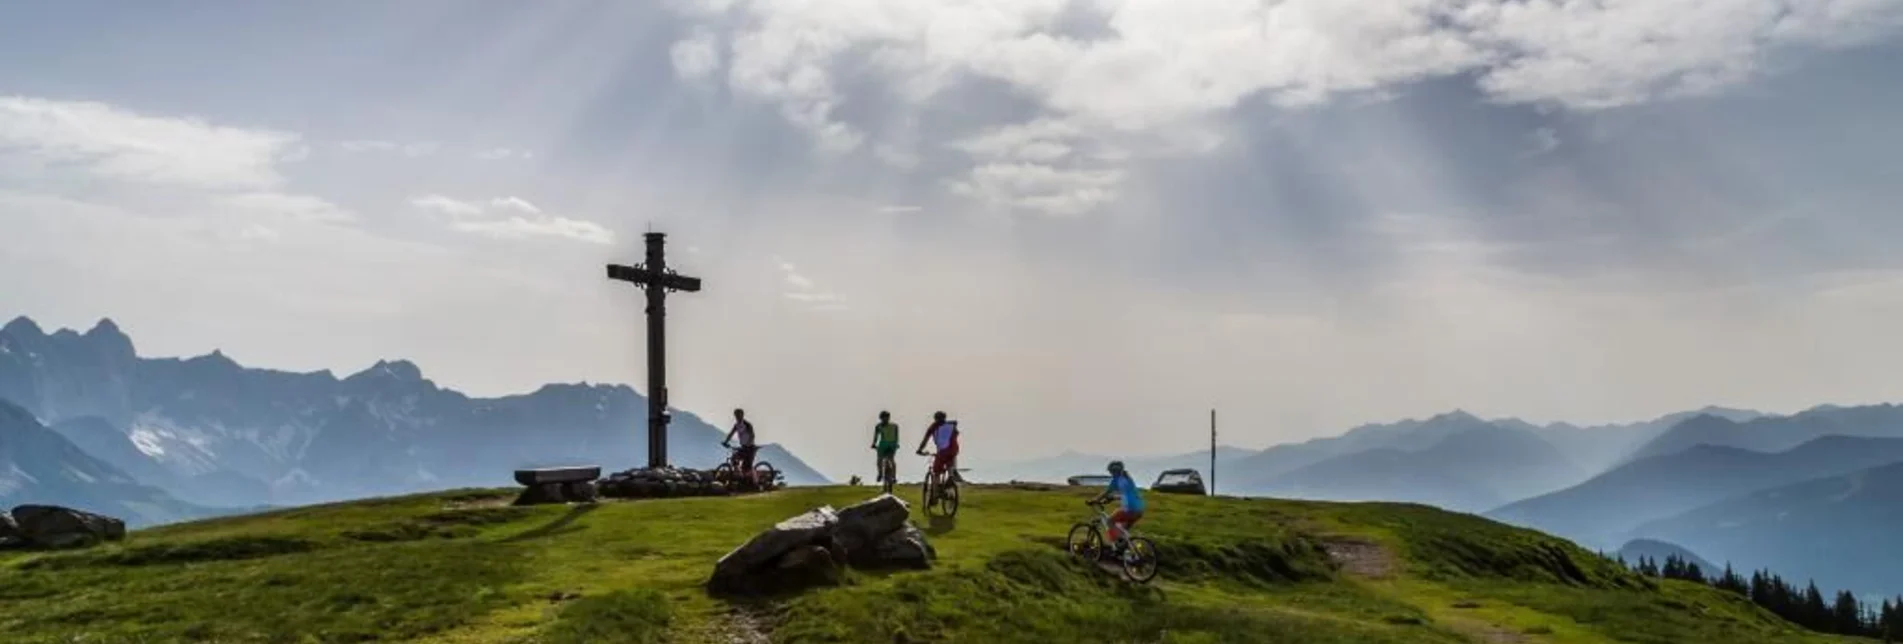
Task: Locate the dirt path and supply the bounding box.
[707,606,772,644]
[1319,536,1396,579]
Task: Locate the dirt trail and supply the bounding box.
[1319,536,1396,579]
[710,606,772,644]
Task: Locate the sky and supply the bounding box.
[3,0,1903,481]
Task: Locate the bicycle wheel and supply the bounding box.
[753,462,778,489]
[941,480,960,517]
[712,462,734,485]
[920,475,935,513]
[1066,523,1102,560]
[1121,537,1159,583]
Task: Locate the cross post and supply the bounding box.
[606,232,702,469]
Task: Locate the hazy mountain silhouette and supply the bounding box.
[1616,538,1717,574]
[1223,407,1750,491]
[1228,410,1521,483]
[982,446,1256,488]
[0,398,212,526]
[0,316,827,510]
[1244,422,1585,512]
[1624,404,1903,464]
[1631,461,1903,595]
[1519,406,1764,474]
[1487,435,1903,549]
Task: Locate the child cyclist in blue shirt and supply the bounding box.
[1091,460,1146,552]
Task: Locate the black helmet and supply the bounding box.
[1107,460,1125,475]
[933,411,947,421]
[733,408,745,416]
[878,410,890,420]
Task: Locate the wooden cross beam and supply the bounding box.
[606,232,702,469]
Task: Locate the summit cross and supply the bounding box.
[606,232,702,469]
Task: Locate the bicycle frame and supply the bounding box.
[1087,503,1135,548]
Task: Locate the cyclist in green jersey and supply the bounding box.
[870,410,901,492]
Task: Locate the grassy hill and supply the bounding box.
[0,485,1865,643]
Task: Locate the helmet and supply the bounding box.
[733,408,745,416]
[933,411,947,421]
[878,410,890,420]
[1107,460,1125,475]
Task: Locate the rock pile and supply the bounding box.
[597,465,782,500]
[0,505,127,549]
[707,494,936,595]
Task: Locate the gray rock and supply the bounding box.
[869,522,936,570]
[512,482,567,506]
[709,506,839,593]
[562,480,598,503]
[11,505,126,549]
[835,494,910,554]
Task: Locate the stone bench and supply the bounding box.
[512,465,602,506]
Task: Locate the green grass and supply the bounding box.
[0,486,1870,643]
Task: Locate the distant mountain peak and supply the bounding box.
[4,315,44,336]
[357,359,423,381]
[81,318,135,358]
[1427,409,1485,424]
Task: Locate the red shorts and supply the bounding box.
[932,444,959,473]
[1110,509,1143,529]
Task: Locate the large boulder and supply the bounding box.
[868,522,936,570]
[708,506,839,594]
[769,544,844,591]
[834,494,910,555]
[11,505,126,549]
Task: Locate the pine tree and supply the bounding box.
[1804,581,1829,631]
[1716,564,1748,596]
[1833,589,1863,635]
[1882,597,1900,643]
[1638,556,1660,578]
[1685,561,1706,584]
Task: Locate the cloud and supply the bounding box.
[776,258,847,310]
[0,95,301,189]
[488,196,542,214]
[235,224,282,242]
[946,162,1122,217]
[876,205,923,214]
[410,193,613,244]
[451,216,614,245]
[671,28,724,81]
[409,194,484,217]
[1526,127,1561,157]
[339,140,439,157]
[668,0,1903,215]
[474,147,533,161]
[219,192,356,224]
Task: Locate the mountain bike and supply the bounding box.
[917,449,961,518]
[714,443,779,491]
[1067,498,1159,583]
[875,449,898,495]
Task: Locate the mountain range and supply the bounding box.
[1487,435,1903,549]
[0,397,214,526]
[1242,418,1585,513]
[1631,460,1903,596]
[1624,404,1903,463]
[0,316,827,524]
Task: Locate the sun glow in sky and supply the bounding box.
[4,1,1903,479]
